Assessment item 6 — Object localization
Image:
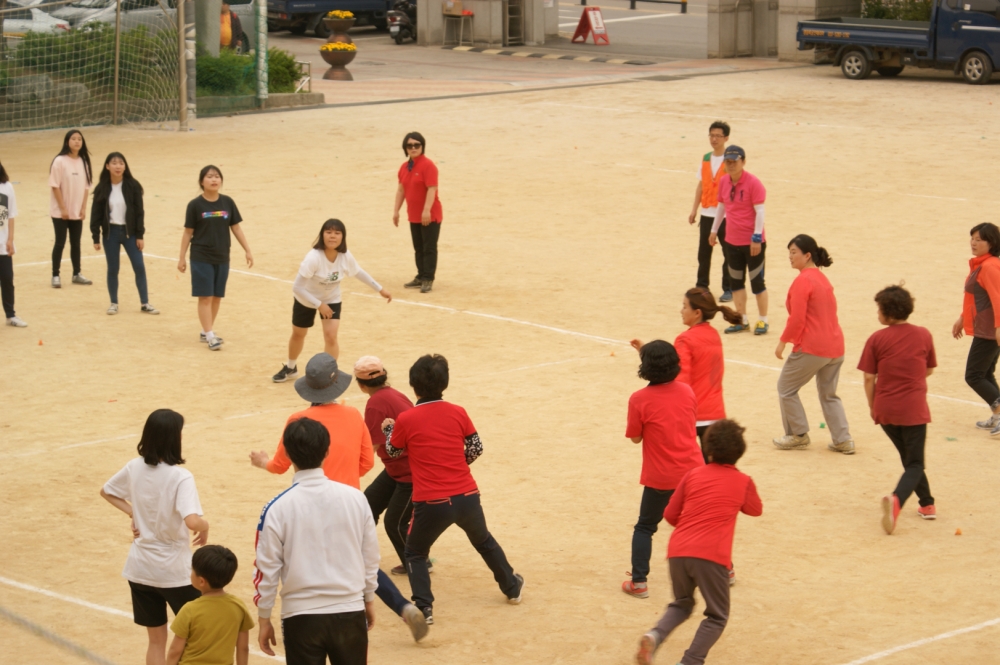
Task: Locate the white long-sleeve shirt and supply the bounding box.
[293,248,381,308]
[253,468,379,619]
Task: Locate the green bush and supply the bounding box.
[861,0,932,21]
[196,48,254,96]
[267,47,303,93]
[0,61,9,93]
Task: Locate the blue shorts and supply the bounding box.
[190,261,229,298]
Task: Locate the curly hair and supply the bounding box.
[874,285,913,322]
[703,419,747,465]
[637,340,680,385]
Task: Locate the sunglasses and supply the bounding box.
[406,143,422,149]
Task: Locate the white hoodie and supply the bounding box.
[253,468,379,619]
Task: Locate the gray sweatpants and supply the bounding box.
[777,352,851,443]
[650,557,730,665]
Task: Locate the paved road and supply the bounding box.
[555,0,707,59]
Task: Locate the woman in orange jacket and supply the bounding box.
[953,222,1000,434]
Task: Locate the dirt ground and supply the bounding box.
[3,64,1000,665]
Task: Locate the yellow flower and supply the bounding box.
[325,10,354,18]
[320,41,357,51]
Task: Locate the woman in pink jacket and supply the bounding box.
[772,234,854,454]
[953,223,1000,434]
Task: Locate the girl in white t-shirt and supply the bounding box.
[272,219,392,383]
[101,409,209,664]
[0,160,26,327]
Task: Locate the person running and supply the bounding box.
[708,145,767,335]
[100,409,210,665]
[177,165,253,351]
[773,234,854,454]
[91,152,158,316]
[688,121,732,302]
[953,222,1000,434]
[635,420,762,665]
[0,160,26,328]
[49,128,94,288]
[620,340,704,600]
[383,354,524,626]
[271,219,392,383]
[393,132,442,294]
[858,285,937,534]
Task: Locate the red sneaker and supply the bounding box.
[917,505,937,520]
[881,494,900,534]
[622,580,649,599]
[635,633,657,665]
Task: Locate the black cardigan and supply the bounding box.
[90,179,145,242]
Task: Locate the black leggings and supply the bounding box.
[0,255,14,318]
[364,469,413,568]
[965,336,1000,407]
[52,218,83,277]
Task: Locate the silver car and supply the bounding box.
[1,0,72,34]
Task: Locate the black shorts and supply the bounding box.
[726,242,766,294]
[292,299,342,328]
[128,581,200,627]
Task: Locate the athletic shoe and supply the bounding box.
[404,277,422,288]
[420,279,433,293]
[917,505,937,520]
[728,568,735,586]
[773,433,810,450]
[140,303,160,315]
[6,316,27,327]
[976,413,1000,429]
[881,494,900,535]
[208,336,224,351]
[72,273,92,285]
[621,580,649,599]
[508,573,524,604]
[107,303,119,315]
[754,320,769,335]
[990,420,1000,437]
[391,562,432,575]
[719,290,733,303]
[401,603,429,642]
[272,364,298,383]
[724,322,749,334]
[51,276,61,288]
[828,439,856,455]
[420,606,434,625]
[199,332,208,343]
[635,633,657,665]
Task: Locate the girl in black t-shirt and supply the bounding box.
[177,165,253,351]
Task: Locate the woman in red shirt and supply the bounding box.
[773,235,854,454]
[392,132,442,294]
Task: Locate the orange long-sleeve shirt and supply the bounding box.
[962,253,1000,338]
[266,403,374,488]
[780,268,844,359]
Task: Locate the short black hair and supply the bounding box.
[704,419,746,465]
[198,165,223,190]
[971,223,1000,257]
[874,285,914,322]
[402,131,426,156]
[191,545,238,589]
[312,218,347,252]
[637,340,680,385]
[137,409,185,466]
[356,374,388,389]
[283,417,330,470]
[409,354,449,399]
[709,121,730,137]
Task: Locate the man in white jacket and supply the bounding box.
[254,417,380,665]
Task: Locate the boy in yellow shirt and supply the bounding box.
[167,545,254,665]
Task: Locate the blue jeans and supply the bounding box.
[375,569,409,616]
[103,225,148,304]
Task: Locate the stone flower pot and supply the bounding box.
[320,48,357,80]
[322,17,356,33]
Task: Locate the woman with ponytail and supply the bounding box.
[773,234,854,454]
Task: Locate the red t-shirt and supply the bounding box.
[364,386,414,483]
[665,464,762,568]
[626,381,704,491]
[674,323,726,422]
[857,323,937,426]
[398,155,443,224]
[389,400,478,502]
[780,268,845,359]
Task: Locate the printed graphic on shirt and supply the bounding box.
[0,193,7,227]
[201,211,230,220]
[322,271,340,285]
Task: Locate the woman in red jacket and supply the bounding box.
[953,223,1000,434]
[773,235,854,454]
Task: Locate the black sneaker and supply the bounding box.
[508,573,524,604]
[420,279,433,293]
[420,606,434,625]
[272,364,298,383]
[404,277,422,288]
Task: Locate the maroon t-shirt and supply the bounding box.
[364,386,414,483]
[857,323,937,426]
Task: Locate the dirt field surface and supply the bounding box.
[3,63,1000,665]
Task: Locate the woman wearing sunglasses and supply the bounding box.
[392,132,443,294]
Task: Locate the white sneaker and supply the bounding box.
[976,413,1000,429]
[828,439,856,455]
[6,316,27,327]
[107,303,119,315]
[140,303,159,315]
[773,433,810,450]
[208,336,224,351]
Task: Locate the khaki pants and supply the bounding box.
[778,352,851,443]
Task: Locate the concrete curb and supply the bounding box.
[442,45,656,65]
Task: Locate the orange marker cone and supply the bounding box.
[38,340,43,346]
[956,528,962,535]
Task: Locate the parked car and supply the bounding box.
[267,0,391,36]
[1,0,71,35]
[50,0,115,27]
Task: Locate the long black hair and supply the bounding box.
[52,129,93,185]
[92,152,143,204]
[312,219,347,253]
[787,234,833,268]
[0,161,8,184]
[136,409,185,466]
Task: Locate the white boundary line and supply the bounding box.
[836,617,1000,665]
[0,576,285,662]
